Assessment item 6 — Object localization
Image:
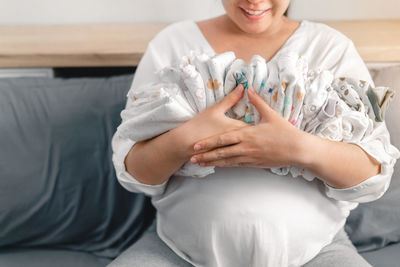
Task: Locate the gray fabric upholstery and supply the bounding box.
[360,242,400,267]
[107,219,192,267]
[302,228,371,267]
[0,248,111,267]
[345,66,400,252]
[0,75,154,258]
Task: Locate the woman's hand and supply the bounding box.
[175,84,250,159]
[189,86,309,168]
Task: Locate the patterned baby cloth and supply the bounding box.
[118,50,395,181]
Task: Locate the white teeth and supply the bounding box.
[244,9,265,15]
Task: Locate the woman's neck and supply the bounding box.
[196,15,300,63]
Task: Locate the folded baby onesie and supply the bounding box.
[117,50,395,181]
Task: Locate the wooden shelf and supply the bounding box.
[0,23,167,67]
[325,20,400,63]
[0,20,399,67]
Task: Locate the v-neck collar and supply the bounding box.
[191,19,307,62]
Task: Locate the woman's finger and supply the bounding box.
[215,84,244,113]
[190,144,243,163]
[193,131,242,152]
[247,86,275,121]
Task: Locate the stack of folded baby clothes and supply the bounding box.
[117,50,395,181]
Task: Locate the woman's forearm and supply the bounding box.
[124,126,193,186]
[296,133,381,189]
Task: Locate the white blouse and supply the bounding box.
[111,20,400,267]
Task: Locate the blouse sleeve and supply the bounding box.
[111,40,171,197]
[322,40,400,203]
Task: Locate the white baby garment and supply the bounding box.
[116,50,395,182]
[112,20,400,267]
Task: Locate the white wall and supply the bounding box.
[0,0,225,25]
[289,0,400,21]
[0,0,399,25]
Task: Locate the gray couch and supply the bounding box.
[0,67,399,266]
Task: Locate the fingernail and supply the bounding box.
[194,144,201,151]
[237,84,244,92]
[190,157,197,163]
[248,86,255,94]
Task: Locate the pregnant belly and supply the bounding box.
[152,167,352,267]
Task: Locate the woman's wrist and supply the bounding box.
[124,126,193,186]
[290,130,318,168]
[291,130,382,189]
[169,123,197,162]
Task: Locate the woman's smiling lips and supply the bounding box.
[240,7,270,21]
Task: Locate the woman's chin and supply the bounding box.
[239,23,273,35]
[236,16,276,35]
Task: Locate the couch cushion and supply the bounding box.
[108,219,192,267]
[0,248,111,267]
[345,65,400,252]
[0,74,154,258]
[360,242,400,267]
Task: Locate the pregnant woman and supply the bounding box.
[111,0,399,266]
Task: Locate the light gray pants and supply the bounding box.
[108,220,372,267]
